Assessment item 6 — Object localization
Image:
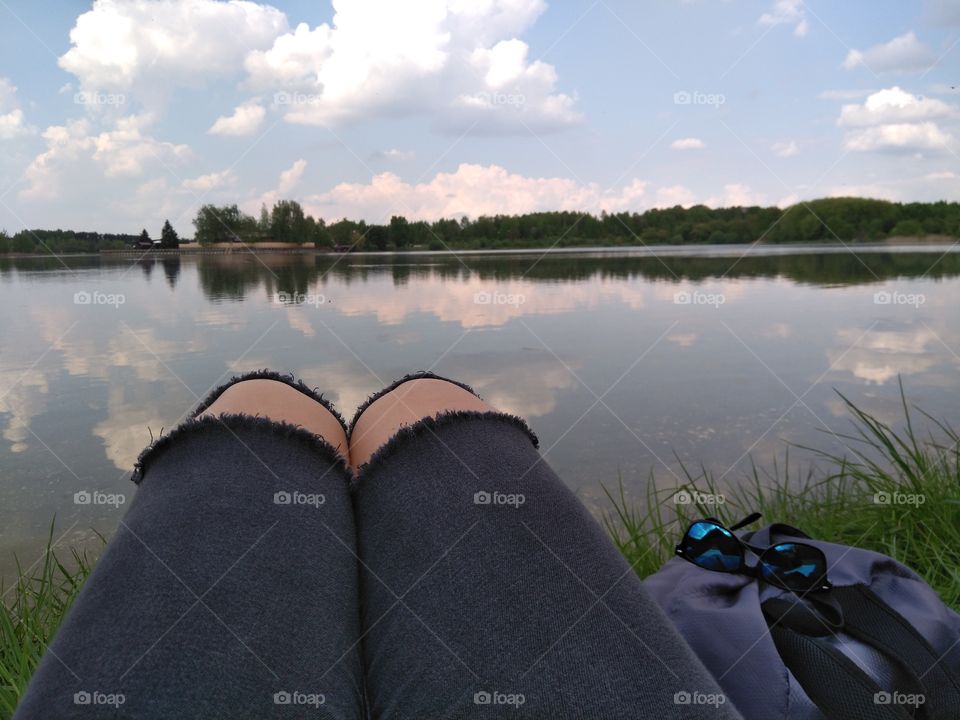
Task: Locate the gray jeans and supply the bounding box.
[15,373,741,719]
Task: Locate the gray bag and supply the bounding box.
[644,522,960,720]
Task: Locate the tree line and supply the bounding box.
[2,197,959,254]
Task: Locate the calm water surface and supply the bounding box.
[1,245,958,581]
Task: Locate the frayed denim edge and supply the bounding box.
[191,369,348,435]
[353,409,539,487]
[347,371,481,439]
[130,413,350,485]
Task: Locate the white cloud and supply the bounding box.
[838,87,954,127]
[771,140,799,157]
[299,167,773,220]
[705,183,768,208]
[56,1,576,134]
[0,77,35,140]
[671,137,705,150]
[92,114,190,176]
[304,164,674,220]
[20,114,190,200]
[277,158,307,195]
[828,171,960,202]
[208,102,266,136]
[844,122,953,152]
[0,110,30,141]
[247,158,308,211]
[843,32,936,74]
[59,0,288,95]
[183,169,236,192]
[837,87,957,153]
[759,0,808,37]
[654,185,698,208]
[246,0,579,133]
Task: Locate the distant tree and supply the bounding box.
[138,229,151,246]
[389,215,411,248]
[314,220,333,248]
[258,204,271,235]
[193,204,253,245]
[270,200,309,244]
[431,218,460,245]
[329,219,362,248]
[366,225,389,251]
[410,220,431,247]
[8,197,960,255]
[11,232,35,253]
[889,219,925,238]
[304,215,317,246]
[350,228,367,251]
[160,220,180,249]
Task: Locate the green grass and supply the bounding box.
[0,527,97,718]
[604,380,960,610]
[1,383,958,716]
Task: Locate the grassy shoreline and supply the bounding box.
[604,383,960,609]
[2,384,958,715]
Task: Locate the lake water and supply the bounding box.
[1,244,958,582]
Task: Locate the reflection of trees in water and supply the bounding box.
[161,257,181,289]
[190,250,960,301]
[3,250,956,300]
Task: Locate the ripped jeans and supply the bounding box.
[14,372,741,720]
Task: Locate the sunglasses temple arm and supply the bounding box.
[729,512,762,532]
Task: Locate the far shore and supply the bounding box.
[0,235,954,260]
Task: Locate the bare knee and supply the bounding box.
[349,379,493,470]
[197,379,348,461]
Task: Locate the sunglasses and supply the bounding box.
[676,514,832,593]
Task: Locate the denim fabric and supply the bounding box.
[16,376,740,719]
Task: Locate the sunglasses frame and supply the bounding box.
[675,517,833,593]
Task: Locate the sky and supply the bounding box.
[0,0,957,236]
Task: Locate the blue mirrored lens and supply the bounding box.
[760,543,826,588]
[683,522,742,572]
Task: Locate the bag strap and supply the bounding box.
[765,584,960,720]
[768,622,914,720]
[831,584,960,720]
